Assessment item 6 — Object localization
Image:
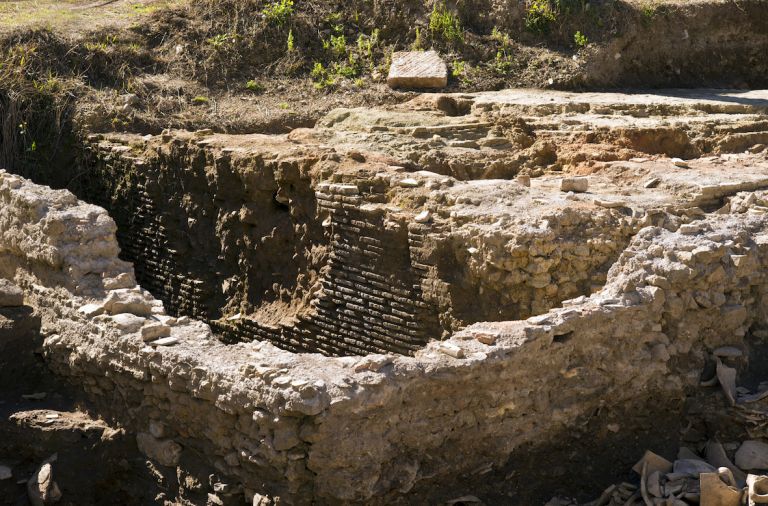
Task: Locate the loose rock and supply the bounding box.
[0,279,23,307]
[27,457,61,506]
[736,441,768,471]
[560,177,589,193]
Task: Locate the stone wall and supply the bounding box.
[4,171,768,503]
[71,134,641,356]
[76,137,444,355]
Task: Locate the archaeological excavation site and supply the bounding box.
[2,0,768,504]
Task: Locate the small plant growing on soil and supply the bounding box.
[311,62,334,89]
[574,30,588,47]
[411,27,424,51]
[490,27,514,75]
[429,2,463,44]
[287,29,295,52]
[207,33,232,50]
[245,80,264,93]
[262,0,294,26]
[329,34,346,57]
[451,59,466,79]
[525,0,556,33]
[493,50,513,75]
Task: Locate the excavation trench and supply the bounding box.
[5,133,768,504]
[2,131,633,358]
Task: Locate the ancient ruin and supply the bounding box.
[2,0,768,505]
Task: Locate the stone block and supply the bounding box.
[387,51,448,89]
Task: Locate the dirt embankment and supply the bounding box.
[0,0,766,189]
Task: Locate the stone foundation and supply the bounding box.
[4,164,768,502]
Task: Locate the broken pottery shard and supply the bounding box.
[736,441,768,471]
[646,470,662,497]
[706,440,747,487]
[474,330,499,345]
[747,474,768,506]
[252,494,272,506]
[678,447,705,461]
[387,51,448,89]
[716,358,737,405]
[718,467,737,487]
[438,342,465,359]
[632,450,673,476]
[0,279,23,307]
[150,337,179,347]
[354,354,393,373]
[673,458,718,477]
[414,210,431,223]
[446,496,483,505]
[560,177,589,193]
[644,177,661,189]
[700,472,742,506]
[713,346,743,358]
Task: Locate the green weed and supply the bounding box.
[207,33,235,50]
[429,2,463,44]
[574,30,588,47]
[411,27,424,51]
[262,0,294,26]
[525,0,556,33]
[329,34,346,57]
[287,29,295,52]
[245,80,264,93]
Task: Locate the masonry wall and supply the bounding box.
[76,137,445,356]
[4,172,768,503]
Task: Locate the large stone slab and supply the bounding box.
[387,50,447,89]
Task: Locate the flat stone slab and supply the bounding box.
[387,51,447,90]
